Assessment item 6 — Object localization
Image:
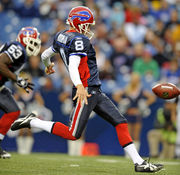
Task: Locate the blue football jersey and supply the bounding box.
[52,30,101,87]
[0,41,27,86]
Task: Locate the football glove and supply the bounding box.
[16,77,34,93]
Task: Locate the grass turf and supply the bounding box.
[0,153,180,175]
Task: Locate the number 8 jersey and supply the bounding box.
[0,41,27,86]
[52,30,101,87]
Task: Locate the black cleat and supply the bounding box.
[11,112,37,131]
[135,160,163,173]
[0,147,11,159]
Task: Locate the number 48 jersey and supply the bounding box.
[52,30,101,87]
[0,41,27,86]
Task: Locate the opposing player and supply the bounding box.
[0,27,41,158]
[11,7,163,172]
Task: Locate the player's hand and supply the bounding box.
[45,62,55,75]
[73,84,91,105]
[16,77,34,93]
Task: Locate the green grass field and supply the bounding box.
[0,153,180,175]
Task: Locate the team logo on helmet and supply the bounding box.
[71,11,91,21]
[20,27,36,35]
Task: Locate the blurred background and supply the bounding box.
[0,0,180,159]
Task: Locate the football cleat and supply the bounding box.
[135,160,163,173]
[11,112,37,131]
[0,147,11,159]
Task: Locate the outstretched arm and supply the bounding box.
[41,47,56,75]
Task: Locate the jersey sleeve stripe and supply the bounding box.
[69,53,87,56]
[4,51,14,62]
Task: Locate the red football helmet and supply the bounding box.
[17,27,41,56]
[67,6,95,39]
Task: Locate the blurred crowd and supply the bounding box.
[0,0,180,158]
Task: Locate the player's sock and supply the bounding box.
[115,123,144,165]
[30,118,76,142]
[115,123,133,147]
[124,143,144,165]
[51,122,77,140]
[0,111,20,135]
[30,118,54,133]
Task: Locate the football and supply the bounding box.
[152,83,180,99]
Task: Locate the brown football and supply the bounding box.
[152,83,180,99]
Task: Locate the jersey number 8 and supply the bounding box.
[75,40,84,51]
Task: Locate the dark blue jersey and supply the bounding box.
[0,41,27,86]
[52,30,101,87]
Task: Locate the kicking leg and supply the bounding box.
[11,95,97,140]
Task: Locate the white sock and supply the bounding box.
[30,118,54,133]
[124,143,144,165]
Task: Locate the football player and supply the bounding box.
[11,7,163,172]
[0,27,41,158]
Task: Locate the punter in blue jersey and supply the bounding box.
[11,6,163,173]
[0,27,41,158]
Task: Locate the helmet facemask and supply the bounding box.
[23,37,41,56]
[78,22,95,39]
